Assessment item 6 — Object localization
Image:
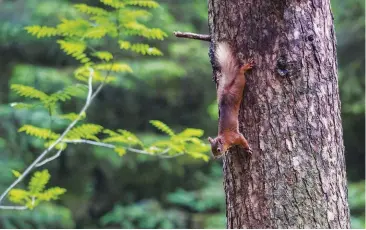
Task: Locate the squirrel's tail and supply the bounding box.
[216,42,239,82]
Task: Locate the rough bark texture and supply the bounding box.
[208,0,350,228]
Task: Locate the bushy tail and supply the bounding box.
[216,42,238,83]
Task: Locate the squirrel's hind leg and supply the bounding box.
[239,59,255,74]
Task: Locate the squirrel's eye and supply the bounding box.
[217,148,221,152]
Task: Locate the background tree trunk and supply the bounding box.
[208,0,350,228]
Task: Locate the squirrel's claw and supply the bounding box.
[245,147,253,156]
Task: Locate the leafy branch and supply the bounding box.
[0,0,210,210]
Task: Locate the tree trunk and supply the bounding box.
[208,0,350,228]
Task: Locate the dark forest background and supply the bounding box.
[0,0,364,228]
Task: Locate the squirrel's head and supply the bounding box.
[208,137,224,158]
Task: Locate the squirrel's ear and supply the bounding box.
[208,137,213,144]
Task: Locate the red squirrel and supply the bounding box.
[208,42,254,159]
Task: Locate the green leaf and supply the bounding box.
[115,147,127,156]
[8,189,29,205]
[66,124,103,141]
[74,4,108,16]
[28,170,50,195]
[18,125,60,140]
[12,170,21,178]
[92,51,114,61]
[58,112,86,121]
[38,187,67,201]
[11,84,49,101]
[177,128,204,138]
[150,120,175,136]
[125,0,159,8]
[25,26,58,38]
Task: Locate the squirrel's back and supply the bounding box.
[216,42,239,86]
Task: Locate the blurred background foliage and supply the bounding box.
[0,0,364,228]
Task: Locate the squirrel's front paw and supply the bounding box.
[245,147,253,156]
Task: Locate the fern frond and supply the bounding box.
[118,41,131,49]
[118,41,162,55]
[124,0,159,8]
[95,63,133,72]
[93,51,114,61]
[89,16,118,37]
[8,189,29,204]
[74,4,108,16]
[74,67,117,83]
[47,84,87,105]
[25,26,58,38]
[57,40,91,64]
[57,19,91,37]
[150,120,175,136]
[11,84,49,101]
[103,129,120,137]
[66,124,103,141]
[37,187,66,201]
[28,170,50,195]
[131,44,162,56]
[118,9,151,22]
[58,112,86,121]
[102,130,142,147]
[177,128,204,138]
[100,0,125,8]
[122,22,167,40]
[8,171,66,209]
[169,144,185,153]
[84,27,108,39]
[18,125,60,140]
[117,129,143,146]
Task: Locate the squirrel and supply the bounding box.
[208,42,254,159]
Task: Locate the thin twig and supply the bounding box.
[0,68,95,206]
[35,149,63,167]
[86,68,94,104]
[31,138,184,169]
[65,139,182,158]
[173,31,211,41]
[0,205,28,210]
[65,139,115,149]
[158,153,185,159]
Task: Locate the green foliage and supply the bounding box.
[0,203,75,228]
[11,84,49,101]
[6,0,187,209]
[66,124,104,141]
[125,1,160,8]
[167,180,225,212]
[150,120,175,136]
[8,170,66,209]
[18,125,59,140]
[207,100,219,120]
[119,41,163,56]
[349,181,365,229]
[25,26,58,38]
[11,83,87,111]
[101,200,186,228]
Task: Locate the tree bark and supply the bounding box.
[208,0,350,228]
